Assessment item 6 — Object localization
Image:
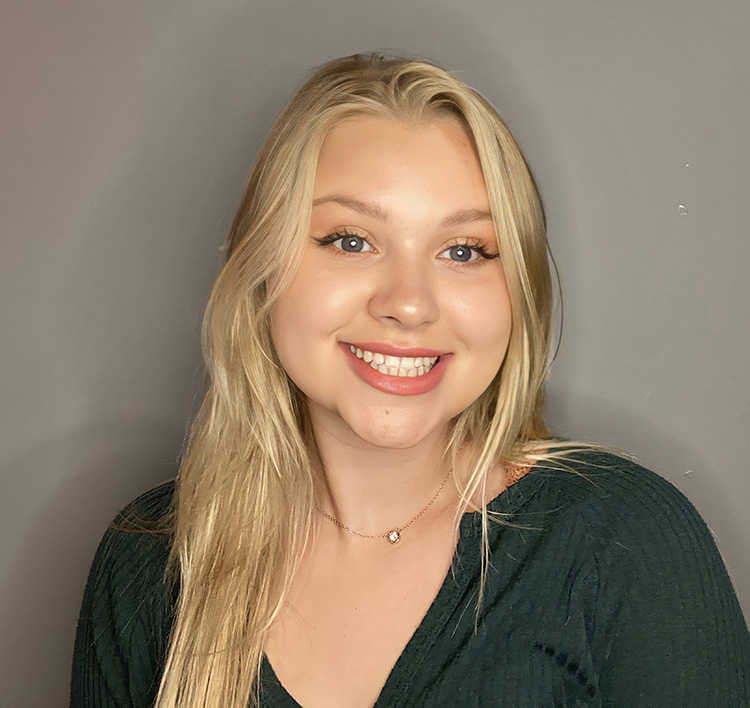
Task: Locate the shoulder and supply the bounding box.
[113,478,176,528]
[97,480,175,565]
[530,450,746,614]
[528,455,750,702]
[515,449,738,586]
[72,481,177,705]
[85,480,176,624]
[534,449,706,537]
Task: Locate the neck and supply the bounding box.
[312,423,456,537]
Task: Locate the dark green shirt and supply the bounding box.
[71,453,750,706]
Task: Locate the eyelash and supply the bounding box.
[314,229,373,251]
[314,230,499,263]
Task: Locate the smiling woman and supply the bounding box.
[272,116,511,443]
[70,54,750,708]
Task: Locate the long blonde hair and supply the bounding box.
[157,53,556,708]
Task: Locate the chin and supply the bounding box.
[344,409,450,451]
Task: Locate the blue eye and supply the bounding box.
[446,245,474,262]
[314,231,375,253]
[438,242,498,263]
[335,235,372,253]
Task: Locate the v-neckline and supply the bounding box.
[259,464,548,708]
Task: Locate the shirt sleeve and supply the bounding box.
[590,468,750,707]
[70,520,172,708]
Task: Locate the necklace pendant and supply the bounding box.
[387,529,401,544]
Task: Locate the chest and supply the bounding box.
[264,528,457,708]
[261,508,606,708]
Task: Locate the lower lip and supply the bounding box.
[342,345,451,396]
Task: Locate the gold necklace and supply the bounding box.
[315,468,452,544]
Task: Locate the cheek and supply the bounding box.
[455,278,513,352]
[488,291,513,348]
[270,263,359,376]
[271,285,318,381]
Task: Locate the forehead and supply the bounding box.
[313,115,490,217]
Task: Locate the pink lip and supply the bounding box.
[340,342,451,396]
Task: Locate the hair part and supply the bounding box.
[156,52,560,708]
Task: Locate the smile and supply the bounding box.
[348,345,440,377]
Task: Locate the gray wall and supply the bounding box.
[1,0,748,704]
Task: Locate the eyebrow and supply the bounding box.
[312,194,493,228]
[312,195,390,223]
[440,208,494,228]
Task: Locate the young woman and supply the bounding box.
[71,54,750,708]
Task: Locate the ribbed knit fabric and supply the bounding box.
[70,453,750,707]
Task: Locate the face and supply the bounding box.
[271,115,512,451]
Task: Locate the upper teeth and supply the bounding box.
[349,345,439,377]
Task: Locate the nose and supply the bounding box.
[367,258,440,329]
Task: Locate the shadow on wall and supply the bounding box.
[0,418,183,708]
